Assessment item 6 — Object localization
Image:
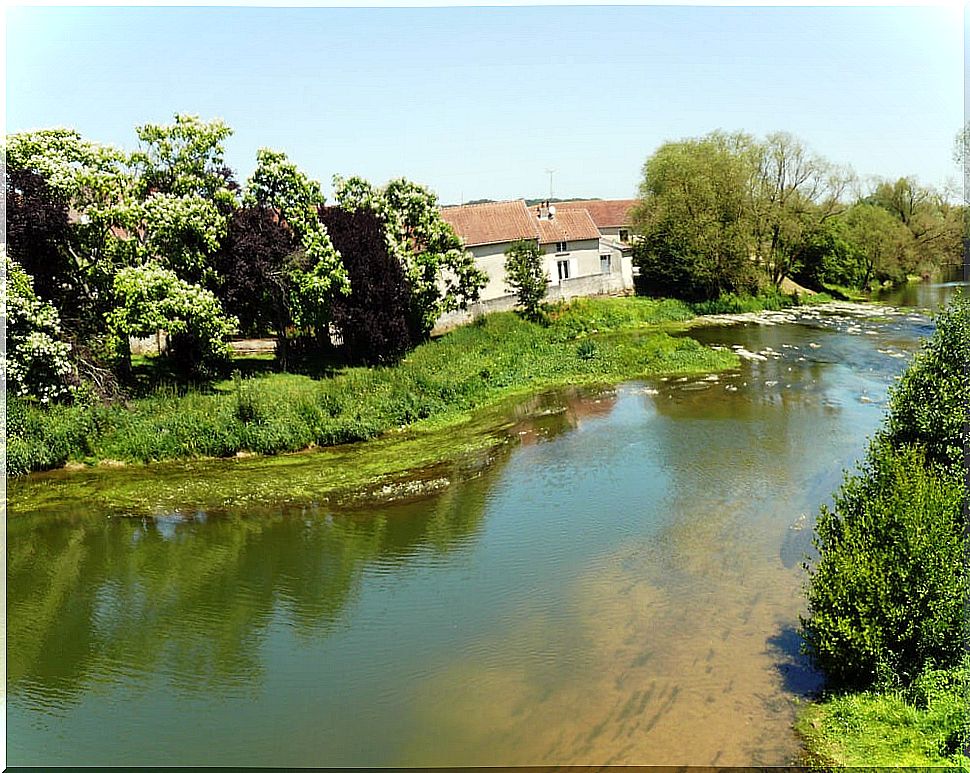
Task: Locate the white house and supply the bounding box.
[557,199,638,284]
[436,199,634,330]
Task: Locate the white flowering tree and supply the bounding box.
[106,264,237,376]
[333,175,486,338]
[6,117,241,383]
[3,257,76,402]
[243,149,349,349]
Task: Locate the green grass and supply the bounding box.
[821,283,873,302]
[7,296,737,477]
[797,664,970,768]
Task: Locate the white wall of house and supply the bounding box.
[541,237,601,285]
[468,242,519,302]
[598,225,633,243]
[469,237,607,302]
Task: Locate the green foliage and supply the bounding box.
[106,264,237,375]
[839,202,912,289]
[9,297,736,473]
[543,296,695,340]
[803,443,967,688]
[3,258,76,402]
[866,176,963,273]
[689,289,796,315]
[245,149,348,332]
[884,293,970,470]
[504,239,547,320]
[131,114,235,204]
[115,192,228,281]
[5,128,126,200]
[802,294,970,689]
[749,131,847,286]
[575,339,597,360]
[6,395,99,475]
[633,131,760,301]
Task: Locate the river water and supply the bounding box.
[6,279,964,766]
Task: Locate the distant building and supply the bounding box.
[437,199,634,331]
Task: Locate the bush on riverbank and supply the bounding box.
[799,292,970,766]
[6,296,736,475]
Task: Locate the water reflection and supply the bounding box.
[8,461,501,710]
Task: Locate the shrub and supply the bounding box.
[576,339,597,361]
[802,444,967,688]
[884,292,970,470]
[4,258,76,402]
[802,293,970,689]
[107,263,237,377]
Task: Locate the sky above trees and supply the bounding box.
[6,4,963,205]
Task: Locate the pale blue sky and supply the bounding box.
[6,5,964,204]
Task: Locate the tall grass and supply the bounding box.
[7,297,736,474]
[797,659,970,767]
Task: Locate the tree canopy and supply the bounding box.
[631,130,962,299]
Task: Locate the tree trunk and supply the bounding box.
[275,327,289,372]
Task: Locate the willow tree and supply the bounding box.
[749,132,850,286]
[631,131,759,301]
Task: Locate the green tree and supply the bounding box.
[840,203,912,288]
[867,177,961,276]
[5,129,130,331]
[802,294,970,688]
[244,149,348,350]
[749,132,850,286]
[130,113,237,207]
[106,264,237,377]
[632,131,759,300]
[504,239,547,320]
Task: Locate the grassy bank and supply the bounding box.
[797,662,970,767]
[688,288,833,315]
[8,296,739,477]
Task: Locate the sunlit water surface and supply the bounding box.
[7,278,965,766]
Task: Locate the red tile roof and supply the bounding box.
[442,199,602,247]
[440,200,537,247]
[536,207,600,244]
[556,199,638,228]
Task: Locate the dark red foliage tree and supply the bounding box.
[5,165,74,309]
[319,206,414,364]
[214,206,298,366]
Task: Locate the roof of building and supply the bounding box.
[535,207,600,244]
[441,199,601,247]
[556,199,638,228]
[440,200,537,247]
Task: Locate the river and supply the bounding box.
[6,277,964,766]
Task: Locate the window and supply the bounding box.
[600,254,612,274]
[619,229,630,243]
[557,259,571,281]
[556,241,568,253]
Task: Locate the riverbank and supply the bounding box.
[8,296,744,480]
[796,663,970,767]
